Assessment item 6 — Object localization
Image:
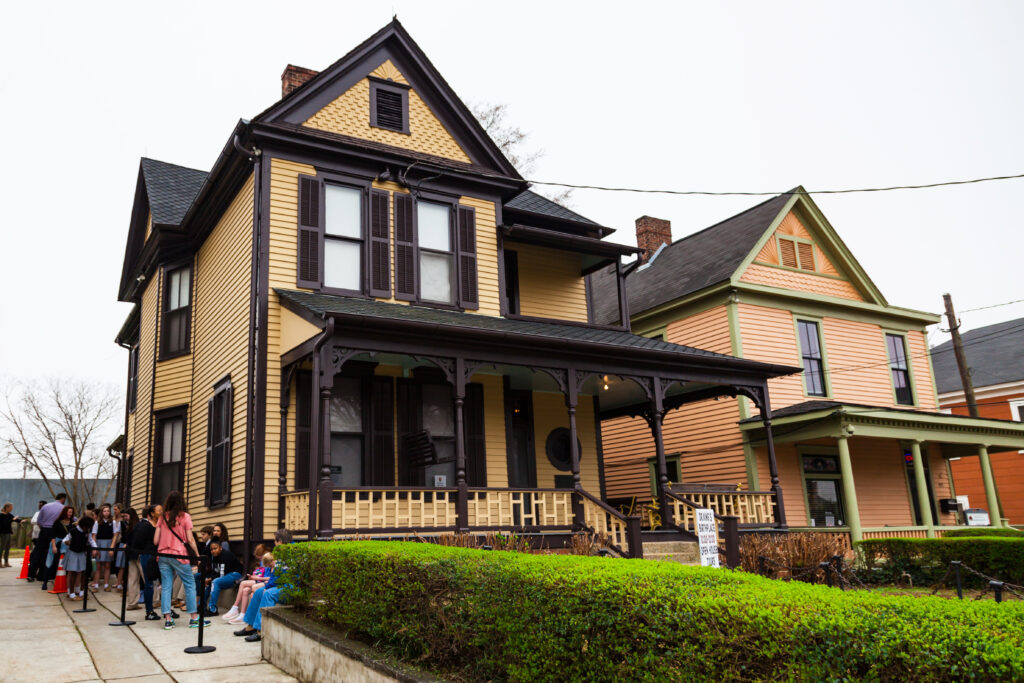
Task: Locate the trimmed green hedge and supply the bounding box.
[276,541,1024,682]
[858,538,1024,586]
[942,527,1024,539]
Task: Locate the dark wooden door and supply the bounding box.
[505,389,536,488]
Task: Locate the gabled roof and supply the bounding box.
[506,190,600,227]
[590,191,795,325]
[255,19,520,180]
[140,158,208,226]
[931,316,1024,393]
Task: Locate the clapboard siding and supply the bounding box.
[128,274,158,509]
[507,241,588,323]
[905,330,937,409]
[740,263,864,301]
[820,317,896,406]
[737,302,806,410]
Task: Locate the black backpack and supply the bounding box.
[70,527,88,553]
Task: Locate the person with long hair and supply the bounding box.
[211,522,230,553]
[118,508,138,598]
[43,505,74,590]
[129,505,163,620]
[0,502,19,568]
[112,503,128,591]
[90,503,120,591]
[153,491,208,630]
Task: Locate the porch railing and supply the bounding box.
[577,488,639,558]
[332,488,459,532]
[466,488,574,529]
[669,487,776,527]
[282,491,309,531]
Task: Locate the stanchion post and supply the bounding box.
[109,547,136,626]
[184,555,215,654]
[831,554,845,591]
[952,561,963,600]
[820,561,833,588]
[758,555,767,577]
[74,568,96,613]
[990,581,1004,604]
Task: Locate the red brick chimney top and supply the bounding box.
[635,216,672,264]
[281,64,320,98]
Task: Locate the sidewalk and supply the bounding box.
[0,563,296,683]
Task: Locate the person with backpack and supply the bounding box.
[64,516,94,601]
[128,504,164,621]
[153,491,209,631]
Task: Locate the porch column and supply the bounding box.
[648,403,671,529]
[308,351,321,536]
[909,440,935,537]
[454,358,469,532]
[566,368,584,528]
[837,432,862,542]
[317,357,334,539]
[758,389,787,529]
[977,444,1003,527]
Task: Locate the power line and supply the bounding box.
[959,298,1024,314]
[527,172,1024,197]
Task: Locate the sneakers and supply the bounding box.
[244,632,262,642]
[170,611,181,619]
[221,606,239,621]
[229,616,246,624]
[189,618,211,629]
[40,582,48,591]
[145,612,161,621]
[163,619,174,630]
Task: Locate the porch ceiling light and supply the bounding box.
[603,375,609,391]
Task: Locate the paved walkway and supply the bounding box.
[0,563,296,683]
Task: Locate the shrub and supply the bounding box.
[739,531,847,576]
[276,540,1024,682]
[942,527,1024,539]
[858,538,1024,586]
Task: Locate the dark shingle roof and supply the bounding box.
[141,158,209,226]
[275,289,740,361]
[931,316,1024,393]
[505,190,599,226]
[590,191,795,325]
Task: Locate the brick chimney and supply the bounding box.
[281,64,319,98]
[635,216,672,263]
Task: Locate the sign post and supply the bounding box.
[696,508,720,568]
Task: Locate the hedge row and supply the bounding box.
[857,538,1024,586]
[941,527,1023,539]
[276,541,1024,682]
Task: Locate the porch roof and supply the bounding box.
[738,400,1024,454]
[275,288,798,381]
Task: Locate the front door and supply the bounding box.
[506,389,536,488]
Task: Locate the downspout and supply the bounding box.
[106,445,123,504]
[237,132,262,562]
[116,339,132,503]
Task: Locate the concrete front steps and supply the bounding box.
[642,540,700,564]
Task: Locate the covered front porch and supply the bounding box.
[273,289,796,558]
[739,401,1024,542]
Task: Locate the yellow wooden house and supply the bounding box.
[589,192,1024,543]
[114,21,794,560]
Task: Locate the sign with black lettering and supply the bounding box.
[696,508,720,568]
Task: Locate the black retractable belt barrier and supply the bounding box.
[109,546,136,626]
[184,554,215,654]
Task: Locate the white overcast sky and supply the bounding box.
[1,0,1022,395]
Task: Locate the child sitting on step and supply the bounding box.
[222,547,272,623]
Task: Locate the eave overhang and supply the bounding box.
[502,223,641,274]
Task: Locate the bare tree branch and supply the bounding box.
[1,378,121,508]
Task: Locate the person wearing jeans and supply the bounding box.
[153,491,208,630]
[204,540,242,615]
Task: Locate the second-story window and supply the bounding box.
[886,333,914,405]
[797,320,826,397]
[127,345,139,412]
[162,265,191,357]
[324,184,364,293]
[417,201,453,304]
[504,250,520,314]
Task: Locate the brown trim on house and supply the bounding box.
[152,405,189,505]
[501,224,640,258]
[593,394,607,501]
[504,313,628,332]
[254,154,272,551]
[145,268,162,505]
[158,260,194,361]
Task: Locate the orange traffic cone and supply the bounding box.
[16,547,30,579]
[48,556,67,594]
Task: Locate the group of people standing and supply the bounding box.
[9,489,291,640]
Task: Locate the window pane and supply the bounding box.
[154,464,179,505]
[417,202,450,251]
[420,251,452,303]
[171,420,183,462]
[324,239,361,290]
[168,270,181,309]
[178,268,189,308]
[806,479,844,527]
[330,434,362,487]
[162,421,175,464]
[325,185,362,238]
[422,384,454,437]
[210,443,225,500]
[330,377,363,432]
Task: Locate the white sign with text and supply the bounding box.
[696,508,720,568]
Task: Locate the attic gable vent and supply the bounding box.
[778,236,816,272]
[370,79,409,133]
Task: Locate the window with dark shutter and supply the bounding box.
[161,265,192,358]
[457,206,478,309]
[369,190,391,297]
[206,379,232,506]
[127,345,139,412]
[297,175,322,289]
[797,320,827,397]
[779,238,799,269]
[797,241,816,271]
[393,193,416,300]
[370,80,409,133]
[153,410,185,505]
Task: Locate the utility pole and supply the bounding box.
[943,293,978,418]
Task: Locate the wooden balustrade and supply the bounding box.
[577,491,631,553]
[282,491,309,531]
[669,488,776,526]
[331,488,458,532]
[466,489,574,529]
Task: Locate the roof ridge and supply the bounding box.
[141,157,209,176]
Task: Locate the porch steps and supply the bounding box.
[642,540,700,565]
